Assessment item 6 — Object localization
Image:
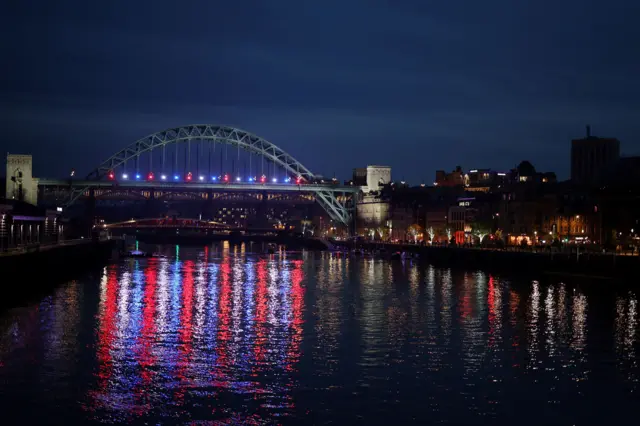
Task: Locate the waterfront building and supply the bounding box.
[463,169,511,192]
[0,199,62,250]
[435,166,464,187]
[571,125,620,185]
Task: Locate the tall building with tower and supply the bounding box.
[355,165,392,233]
[5,154,39,205]
[571,126,620,185]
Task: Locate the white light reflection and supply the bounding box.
[194,260,207,341]
[545,285,556,357]
[155,260,170,335]
[439,269,453,347]
[527,281,540,370]
[569,289,589,384]
[117,270,132,335]
[615,292,638,388]
[571,292,588,351]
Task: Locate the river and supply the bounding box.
[0,243,638,424]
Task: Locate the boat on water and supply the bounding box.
[390,251,404,260]
[122,250,165,259]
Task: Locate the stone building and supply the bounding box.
[355,165,392,235]
[5,154,39,206]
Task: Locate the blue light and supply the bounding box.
[285,177,291,183]
[248,177,253,182]
[174,175,179,180]
[211,176,217,181]
[136,174,141,180]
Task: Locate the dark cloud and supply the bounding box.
[1,0,639,181]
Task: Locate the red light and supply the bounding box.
[296,177,301,184]
[108,171,115,180]
[147,172,154,180]
[186,172,192,181]
[260,175,266,183]
[224,174,229,182]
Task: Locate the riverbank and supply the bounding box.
[0,239,116,310]
[347,242,637,280]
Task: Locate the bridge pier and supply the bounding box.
[255,190,269,228]
[84,187,96,236]
[203,189,214,220]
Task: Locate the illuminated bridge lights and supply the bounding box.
[186,172,192,181]
[135,174,141,180]
[107,171,115,180]
[174,175,180,180]
[236,176,241,182]
[122,173,129,180]
[161,174,167,180]
[199,175,205,181]
[147,172,154,181]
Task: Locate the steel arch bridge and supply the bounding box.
[72,124,357,225]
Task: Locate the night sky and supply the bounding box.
[2,1,639,183]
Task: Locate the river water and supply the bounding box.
[0,243,638,425]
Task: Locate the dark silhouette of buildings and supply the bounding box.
[435,166,464,187]
[571,125,620,185]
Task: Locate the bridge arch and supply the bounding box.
[88,124,315,182]
[80,124,354,226]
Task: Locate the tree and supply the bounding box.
[376,226,389,241]
[426,226,434,244]
[407,224,423,243]
[471,221,492,245]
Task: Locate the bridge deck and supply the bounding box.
[38,179,360,193]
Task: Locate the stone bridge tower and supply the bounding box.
[5,154,39,205]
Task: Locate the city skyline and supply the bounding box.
[2,1,639,182]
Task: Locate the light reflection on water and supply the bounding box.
[0,246,639,424]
